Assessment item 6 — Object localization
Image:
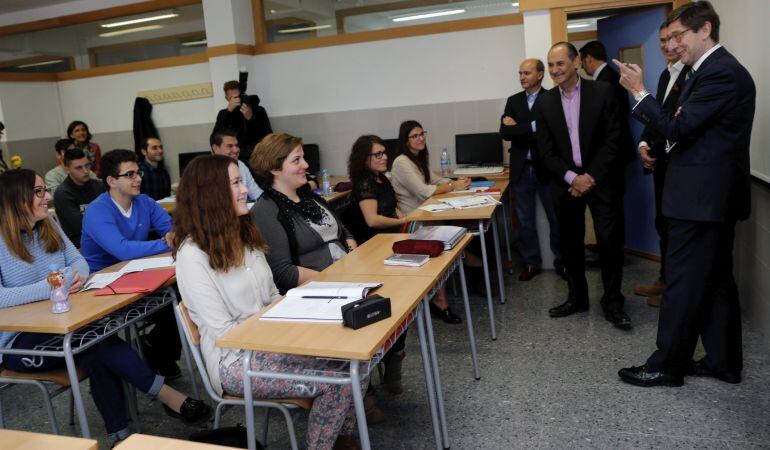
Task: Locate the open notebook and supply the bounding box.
[260,281,382,323]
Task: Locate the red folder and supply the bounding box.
[94,267,176,296]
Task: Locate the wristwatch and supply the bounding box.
[634,90,649,102]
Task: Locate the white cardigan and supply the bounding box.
[176,239,281,396]
[390,154,449,214]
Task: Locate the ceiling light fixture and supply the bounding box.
[101,12,178,28]
[17,59,64,69]
[567,21,591,29]
[392,8,466,22]
[181,39,207,46]
[511,2,520,8]
[99,25,164,38]
[277,24,332,34]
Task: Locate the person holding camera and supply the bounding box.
[214,79,272,166]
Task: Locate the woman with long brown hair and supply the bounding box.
[174,155,366,450]
[0,169,210,447]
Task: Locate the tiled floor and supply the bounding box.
[2,256,769,449]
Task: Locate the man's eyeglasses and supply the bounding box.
[369,151,387,160]
[114,170,144,180]
[408,131,427,140]
[33,187,53,198]
[665,28,693,44]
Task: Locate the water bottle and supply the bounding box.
[47,265,71,314]
[440,148,451,178]
[321,169,333,196]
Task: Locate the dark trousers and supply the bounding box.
[514,163,562,269]
[143,306,182,368]
[652,159,669,282]
[646,219,743,375]
[5,334,162,434]
[552,183,625,310]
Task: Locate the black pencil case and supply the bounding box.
[341,295,391,329]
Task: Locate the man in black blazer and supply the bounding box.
[536,42,631,330]
[633,22,689,306]
[580,41,634,165]
[615,1,755,387]
[500,58,564,282]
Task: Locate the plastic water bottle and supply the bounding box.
[321,169,333,196]
[440,148,451,177]
[47,265,71,314]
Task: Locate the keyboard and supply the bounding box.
[453,165,504,175]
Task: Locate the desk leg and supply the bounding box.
[491,218,506,305]
[422,298,449,449]
[500,193,513,263]
[416,305,442,450]
[243,352,257,450]
[63,333,91,438]
[349,360,371,450]
[459,261,481,380]
[478,219,497,340]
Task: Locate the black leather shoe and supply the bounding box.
[164,397,212,424]
[687,358,741,384]
[518,265,542,281]
[618,365,684,387]
[604,309,632,330]
[429,301,462,324]
[555,266,568,281]
[548,299,588,318]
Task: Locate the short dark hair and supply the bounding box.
[659,19,669,32]
[100,149,137,184]
[551,41,579,61]
[210,128,237,148]
[140,136,160,151]
[348,135,387,181]
[579,41,608,62]
[223,80,239,93]
[63,148,87,166]
[55,138,73,155]
[534,59,545,72]
[668,0,720,42]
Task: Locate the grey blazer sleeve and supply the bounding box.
[250,199,299,292]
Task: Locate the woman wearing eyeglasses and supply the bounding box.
[0,169,210,447]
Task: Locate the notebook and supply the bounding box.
[93,267,176,296]
[384,253,430,267]
[261,281,383,323]
[408,225,466,250]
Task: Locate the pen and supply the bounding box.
[302,295,347,299]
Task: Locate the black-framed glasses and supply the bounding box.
[33,187,53,198]
[369,151,387,160]
[114,170,144,179]
[408,131,427,140]
[665,28,693,43]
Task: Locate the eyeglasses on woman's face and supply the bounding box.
[408,131,427,140]
[369,151,387,160]
[114,170,144,180]
[33,187,53,198]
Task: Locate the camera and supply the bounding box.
[237,71,261,109]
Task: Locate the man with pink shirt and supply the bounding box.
[535,42,631,330]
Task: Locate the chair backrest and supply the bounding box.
[174,300,223,402]
[177,301,201,345]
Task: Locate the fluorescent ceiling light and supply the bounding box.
[182,39,207,46]
[101,12,178,28]
[392,9,466,22]
[99,25,164,38]
[511,2,519,7]
[17,59,63,68]
[277,24,332,34]
[567,21,591,29]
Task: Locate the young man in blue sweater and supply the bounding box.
[81,149,181,377]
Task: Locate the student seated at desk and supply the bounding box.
[173,155,367,450]
[80,149,182,378]
[53,148,105,247]
[0,169,210,447]
[249,133,357,294]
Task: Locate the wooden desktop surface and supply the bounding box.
[217,273,434,360]
[405,179,509,222]
[0,429,97,450]
[0,256,174,335]
[117,434,234,449]
[323,233,472,280]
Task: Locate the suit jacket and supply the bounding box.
[500,87,549,182]
[536,79,623,188]
[638,64,688,165]
[633,47,755,222]
[595,65,634,163]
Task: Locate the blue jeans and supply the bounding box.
[5,334,164,440]
[514,163,562,269]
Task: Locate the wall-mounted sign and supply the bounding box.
[138,82,213,104]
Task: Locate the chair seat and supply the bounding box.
[1,367,87,386]
[223,393,313,410]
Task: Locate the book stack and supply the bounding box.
[408,225,466,250]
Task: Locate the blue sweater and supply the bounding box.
[0,221,90,361]
[80,192,173,272]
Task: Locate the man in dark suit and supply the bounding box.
[500,58,564,282]
[536,42,631,330]
[615,1,755,386]
[580,41,634,165]
[633,22,689,307]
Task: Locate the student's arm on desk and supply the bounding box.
[147,197,173,236]
[391,157,438,202]
[359,199,406,229]
[83,202,171,262]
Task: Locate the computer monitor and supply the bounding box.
[178,151,210,177]
[382,138,399,170]
[455,132,503,165]
[303,144,320,177]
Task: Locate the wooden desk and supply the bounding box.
[0,429,97,450]
[117,434,232,449]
